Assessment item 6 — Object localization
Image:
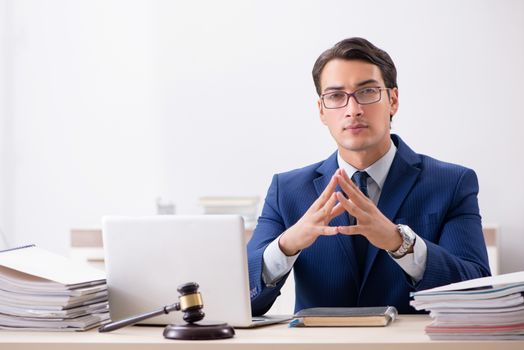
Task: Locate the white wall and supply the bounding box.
[0,0,11,249]
[4,0,524,272]
[9,0,167,253]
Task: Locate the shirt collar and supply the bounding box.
[336,140,397,190]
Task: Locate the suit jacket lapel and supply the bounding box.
[360,135,422,290]
[314,152,359,286]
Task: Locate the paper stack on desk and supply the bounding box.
[410,271,524,340]
[0,245,109,331]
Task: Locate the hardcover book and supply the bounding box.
[290,306,398,327]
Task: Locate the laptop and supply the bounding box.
[102,215,291,328]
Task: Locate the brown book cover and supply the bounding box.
[290,306,398,327]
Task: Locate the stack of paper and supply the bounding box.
[0,245,109,331]
[411,271,524,340]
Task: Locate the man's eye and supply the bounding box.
[357,88,378,95]
[326,92,346,100]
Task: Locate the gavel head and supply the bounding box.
[177,282,205,324]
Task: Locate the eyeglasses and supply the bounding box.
[320,87,390,109]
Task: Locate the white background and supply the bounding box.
[0,0,523,273]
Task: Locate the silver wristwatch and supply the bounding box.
[388,224,416,259]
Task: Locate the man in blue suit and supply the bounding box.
[247,37,490,315]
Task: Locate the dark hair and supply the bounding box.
[312,37,397,96]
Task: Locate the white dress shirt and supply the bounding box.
[262,141,428,286]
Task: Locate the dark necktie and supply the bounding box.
[351,171,370,282]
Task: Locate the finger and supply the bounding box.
[312,170,340,209]
[336,172,358,195]
[323,192,344,222]
[318,225,339,236]
[337,225,361,235]
[312,192,337,221]
[339,168,352,182]
[329,202,345,219]
[324,191,338,213]
[335,192,365,218]
[336,174,369,208]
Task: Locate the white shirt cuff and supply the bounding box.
[262,234,300,286]
[389,233,427,282]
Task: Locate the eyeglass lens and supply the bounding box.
[322,87,382,108]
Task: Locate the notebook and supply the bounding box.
[102,215,290,328]
[290,306,398,327]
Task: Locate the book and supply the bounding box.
[290,306,398,327]
[198,196,260,228]
[410,271,524,340]
[0,245,109,331]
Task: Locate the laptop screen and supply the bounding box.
[102,215,254,327]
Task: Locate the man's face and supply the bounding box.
[318,59,398,160]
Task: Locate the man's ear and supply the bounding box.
[389,87,399,118]
[318,99,328,125]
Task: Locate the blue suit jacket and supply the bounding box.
[247,134,490,315]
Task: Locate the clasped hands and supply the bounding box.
[278,168,402,256]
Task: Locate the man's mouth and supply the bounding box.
[343,124,368,131]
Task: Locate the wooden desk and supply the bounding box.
[1,315,522,350]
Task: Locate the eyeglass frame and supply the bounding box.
[320,87,391,109]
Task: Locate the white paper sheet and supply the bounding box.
[0,245,105,286]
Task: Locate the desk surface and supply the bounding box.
[1,315,522,350]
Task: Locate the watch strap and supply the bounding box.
[388,224,416,259]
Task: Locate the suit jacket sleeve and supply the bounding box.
[414,167,491,291]
[247,174,291,315]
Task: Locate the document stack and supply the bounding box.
[0,245,109,331]
[411,271,524,340]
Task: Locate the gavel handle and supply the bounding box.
[99,303,180,332]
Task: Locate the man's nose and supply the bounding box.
[344,95,363,117]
